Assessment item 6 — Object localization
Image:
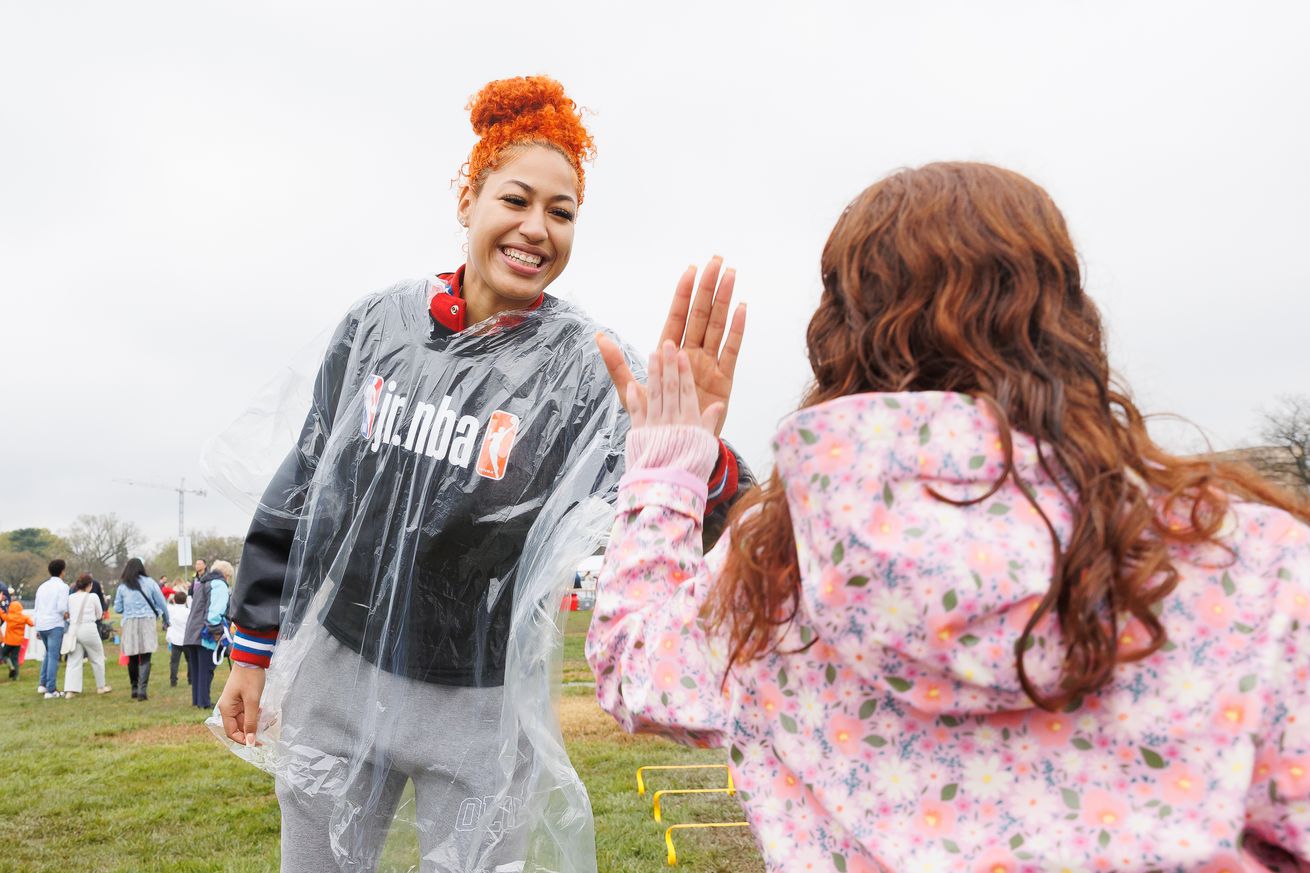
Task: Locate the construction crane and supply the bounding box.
[114,478,208,559]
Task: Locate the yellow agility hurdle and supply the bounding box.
[651,787,736,822]
[664,822,750,865]
[635,763,735,796]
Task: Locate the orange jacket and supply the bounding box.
[3,602,34,646]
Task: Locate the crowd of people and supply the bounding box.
[0,556,232,707]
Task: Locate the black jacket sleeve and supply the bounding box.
[229,311,361,631]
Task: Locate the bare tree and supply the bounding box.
[1257,394,1310,490]
[63,513,146,580]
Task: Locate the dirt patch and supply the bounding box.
[556,694,668,746]
[107,722,211,745]
[557,693,619,739]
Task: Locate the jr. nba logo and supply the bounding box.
[475,410,520,480]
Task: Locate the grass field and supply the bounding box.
[0,611,765,873]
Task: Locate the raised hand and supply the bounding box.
[627,341,725,433]
[596,256,746,435]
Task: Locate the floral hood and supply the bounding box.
[773,391,1076,714]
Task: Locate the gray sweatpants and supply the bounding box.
[275,630,529,873]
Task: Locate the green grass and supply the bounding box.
[562,606,595,684]
[0,614,764,872]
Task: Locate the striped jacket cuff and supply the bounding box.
[230,624,278,668]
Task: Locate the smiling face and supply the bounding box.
[457,145,579,322]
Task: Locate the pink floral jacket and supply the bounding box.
[587,391,1310,872]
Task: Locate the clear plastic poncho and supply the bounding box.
[203,278,635,873]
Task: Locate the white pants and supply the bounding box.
[65,623,106,693]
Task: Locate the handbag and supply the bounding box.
[96,619,112,641]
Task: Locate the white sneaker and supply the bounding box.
[37,685,47,694]
[44,691,63,699]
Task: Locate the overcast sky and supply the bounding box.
[1,1,1307,557]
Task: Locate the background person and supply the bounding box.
[113,557,169,702]
[87,575,108,614]
[588,162,1310,871]
[167,589,191,687]
[184,563,226,709]
[33,558,70,698]
[2,600,34,680]
[87,575,110,642]
[197,560,231,701]
[64,573,110,697]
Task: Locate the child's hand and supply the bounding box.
[628,340,724,433]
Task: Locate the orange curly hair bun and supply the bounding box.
[464,76,596,203]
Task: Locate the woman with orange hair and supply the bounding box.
[212,77,750,872]
[589,162,1310,871]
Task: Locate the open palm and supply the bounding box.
[596,256,746,436]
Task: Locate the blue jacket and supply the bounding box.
[114,577,170,625]
[184,570,229,649]
[201,578,229,651]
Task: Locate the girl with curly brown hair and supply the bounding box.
[589,162,1310,872]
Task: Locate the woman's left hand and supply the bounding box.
[627,340,724,434]
[596,257,745,436]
